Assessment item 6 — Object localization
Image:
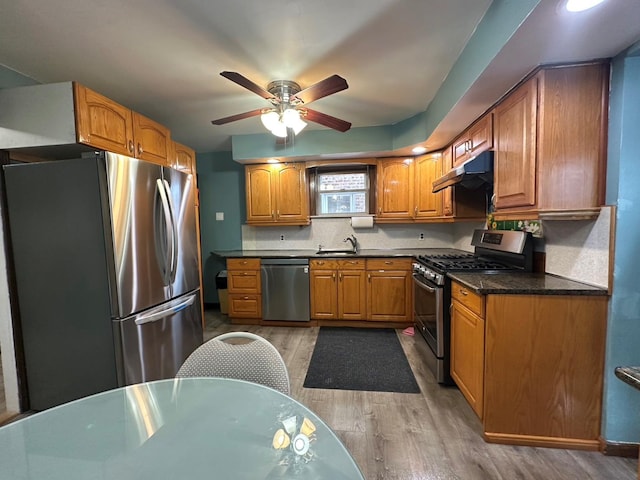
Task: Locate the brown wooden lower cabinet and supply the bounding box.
[227,258,262,320]
[228,294,262,319]
[450,283,485,419]
[309,257,411,323]
[366,258,412,322]
[479,294,607,450]
[310,259,367,321]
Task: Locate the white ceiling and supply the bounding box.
[1,0,639,157]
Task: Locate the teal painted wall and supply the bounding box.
[603,50,640,443]
[0,65,37,88]
[195,151,245,303]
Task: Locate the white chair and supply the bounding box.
[176,332,290,395]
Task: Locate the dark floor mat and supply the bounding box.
[303,327,420,393]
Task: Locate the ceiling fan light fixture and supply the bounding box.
[270,121,288,138]
[260,110,280,131]
[282,108,307,135]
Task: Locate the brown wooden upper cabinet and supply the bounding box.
[492,62,609,220]
[171,141,197,175]
[376,157,415,221]
[452,113,493,167]
[245,163,310,226]
[376,154,486,223]
[75,83,171,166]
[376,154,454,223]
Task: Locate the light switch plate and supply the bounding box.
[215,212,224,221]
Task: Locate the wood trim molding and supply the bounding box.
[484,432,600,451]
[599,436,640,458]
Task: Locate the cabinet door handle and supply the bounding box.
[137,143,144,156]
[368,273,371,282]
[414,206,418,216]
[339,272,343,281]
[271,211,275,219]
[332,273,336,281]
[128,140,135,154]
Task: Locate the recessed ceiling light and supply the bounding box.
[412,146,427,154]
[267,158,280,163]
[565,0,605,12]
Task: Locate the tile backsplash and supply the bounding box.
[242,219,485,252]
[241,209,612,289]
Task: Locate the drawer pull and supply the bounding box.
[459,289,468,296]
[384,261,392,265]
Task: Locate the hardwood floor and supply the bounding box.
[204,308,637,480]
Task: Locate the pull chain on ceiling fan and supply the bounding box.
[211,72,351,140]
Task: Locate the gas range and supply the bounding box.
[412,229,534,385]
[412,230,534,285]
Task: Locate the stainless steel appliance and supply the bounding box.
[413,229,533,384]
[261,258,310,321]
[2,152,203,410]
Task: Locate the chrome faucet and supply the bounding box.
[343,234,358,253]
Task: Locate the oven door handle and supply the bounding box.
[412,273,438,292]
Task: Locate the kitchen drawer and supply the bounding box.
[228,270,261,294]
[367,258,412,271]
[228,294,262,318]
[337,258,365,270]
[451,282,484,317]
[310,259,340,269]
[227,258,260,270]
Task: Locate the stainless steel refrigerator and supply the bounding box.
[2,151,203,410]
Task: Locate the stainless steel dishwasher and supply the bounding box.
[261,258,310,322]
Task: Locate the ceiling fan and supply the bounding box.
[211,71,352,140]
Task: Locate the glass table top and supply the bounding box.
[0,377,364,480]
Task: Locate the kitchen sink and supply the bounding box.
[315,249,357,255]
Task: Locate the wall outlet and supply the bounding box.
[419,233,425,240]
[280,234,285,241]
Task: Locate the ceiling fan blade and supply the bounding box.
[211,108,265,125]
[291,75,348,104]
[303,108,352,132]
[220,71,275,101]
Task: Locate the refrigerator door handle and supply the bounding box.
[134,293,197,326]
[162,179,179,284]
[156,178,175,283]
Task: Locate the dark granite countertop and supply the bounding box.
[615,367,640,391]
[211,248,467,259]
[447,272,608,296]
